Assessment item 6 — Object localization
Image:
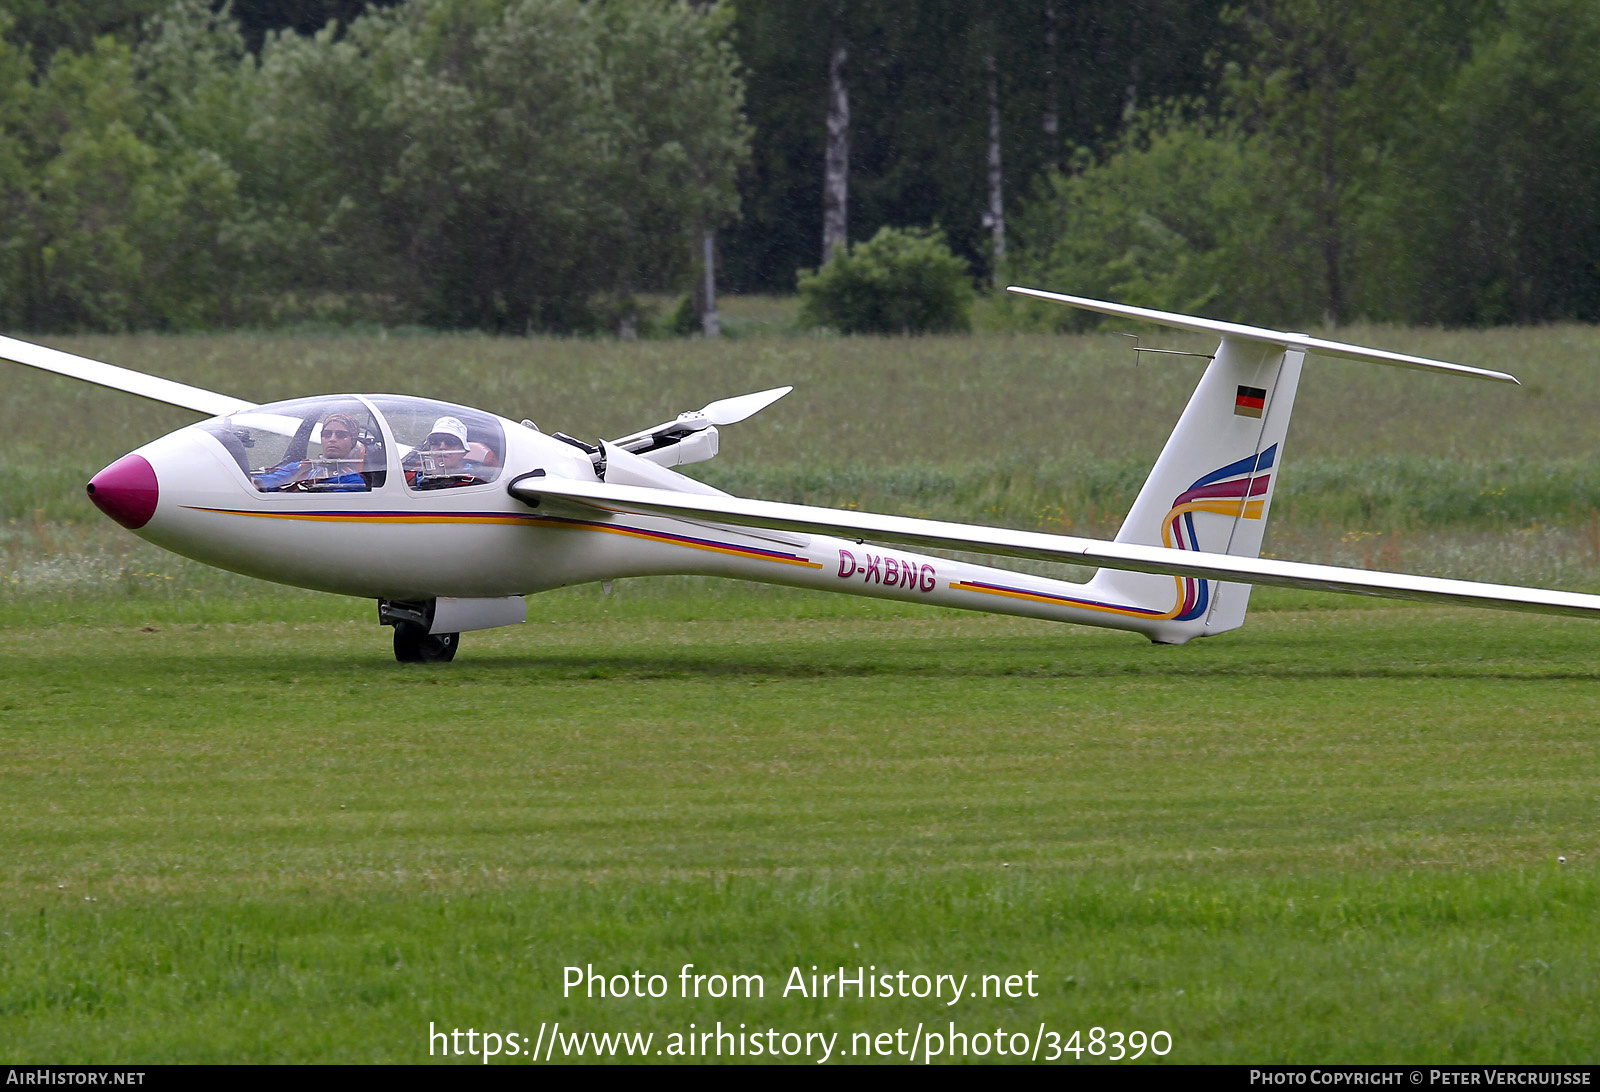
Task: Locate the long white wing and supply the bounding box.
[1007,287,1520,385]
[509,477,1600,620]
[0,333,255,416]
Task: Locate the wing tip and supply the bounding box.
[1005,287,1521,384]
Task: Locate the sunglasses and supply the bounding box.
[424,437,463,450]
[324,429,352,440]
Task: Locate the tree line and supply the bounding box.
[1,0,1597,333]
[0,0,745,332]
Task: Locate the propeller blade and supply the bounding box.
[698,386,792,426]
[608,386,793,453]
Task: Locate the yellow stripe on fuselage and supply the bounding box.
[188,507,536,526]
[576,521,823,567]
[951,493,1266,621]
[949,581,1169,619]
[183,506,822,568]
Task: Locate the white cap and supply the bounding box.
[426,416,468,450]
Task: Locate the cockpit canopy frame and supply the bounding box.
[201,394,506,494]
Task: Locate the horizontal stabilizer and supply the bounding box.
[511,477,1600,620]
[1006,288,1520,385]
[0,333,254,416]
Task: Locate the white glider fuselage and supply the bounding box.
[116,400,1192,639]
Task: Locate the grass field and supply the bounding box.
[4,588,1599,1063]
[3,317,1600,1062]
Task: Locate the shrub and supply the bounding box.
[797,226,974,334]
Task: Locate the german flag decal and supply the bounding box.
[1234,385,1267,418]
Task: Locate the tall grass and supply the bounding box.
[7,321,1595,468]
[6,319,1600,590]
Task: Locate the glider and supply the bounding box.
[7,288,1583,664]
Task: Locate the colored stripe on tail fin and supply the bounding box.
[1083,339,1304,643]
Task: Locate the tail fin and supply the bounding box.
[1006,287,1519,644]
[1084,339,1303,642]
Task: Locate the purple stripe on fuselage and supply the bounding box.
[955,580,1170,617]
[201,507,808,563]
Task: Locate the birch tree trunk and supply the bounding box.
[701,228,720,337]
[984,50,1005,277]
[822,33,849,265]
[1043,0,1059,171]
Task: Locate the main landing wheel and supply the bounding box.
[393,621,458,663]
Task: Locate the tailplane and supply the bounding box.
[1006,288,1518,644]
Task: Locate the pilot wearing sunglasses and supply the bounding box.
[252,411,371,492]
[406,416,497,490]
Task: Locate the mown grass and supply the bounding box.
[3,597,1599,1062]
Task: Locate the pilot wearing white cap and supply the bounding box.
[409,416,494,489]
[425,416,469,455]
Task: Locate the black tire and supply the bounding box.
[393,621,458,663]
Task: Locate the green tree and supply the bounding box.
[1,29,238,331]
[724,0,1230,291]
[1220,0,1480,325]
[246,0,751,332]
[237,16,395,313]
[798,225,974,334]
[1005,112,1300,327]
[592,0,749,317]
[132,0,255,325]
[1007,0,1511,329]
[364,0,631,330]
[1391,0,1600,324]
[0,0,166,67]
[0,15,34,316]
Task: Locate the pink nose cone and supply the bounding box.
[87,453,159,530]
